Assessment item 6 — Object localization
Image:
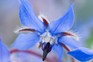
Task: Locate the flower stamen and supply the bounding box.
[42,17,49,27]
[60,32,79,41]
[19,28,35,32]
[62,32,74,36]
[14,27,36,34]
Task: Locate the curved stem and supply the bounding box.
[10,49,59,62]
[60,43,75,62]
[61,43,70,52]
[70,57,75,62]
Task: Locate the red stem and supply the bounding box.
[71,57,75,62]
[61,43,75,62]
[10,49,58,62]
[61,43,70,52]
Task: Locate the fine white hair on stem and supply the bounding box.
[14,26,31,34]
[66,31,80,41]
[38,14,49,23]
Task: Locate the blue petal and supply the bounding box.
[19,0,45,33]
[12,33,40,50]
[52,44,64,61]
[49,5,74,35]
[68,47,93,61]
[58,36,79,49]
[0,40,10,62]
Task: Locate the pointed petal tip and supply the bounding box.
[19,0,45,33]
[68,47,93,61]
[49,3,74,35]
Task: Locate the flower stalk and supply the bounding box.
[10,49,59,62]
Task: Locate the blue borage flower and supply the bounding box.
[12,0,93,61]
[0,39,10,62]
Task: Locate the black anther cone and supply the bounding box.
[42,42,52,61]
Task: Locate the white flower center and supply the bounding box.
[40,31,57,44]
